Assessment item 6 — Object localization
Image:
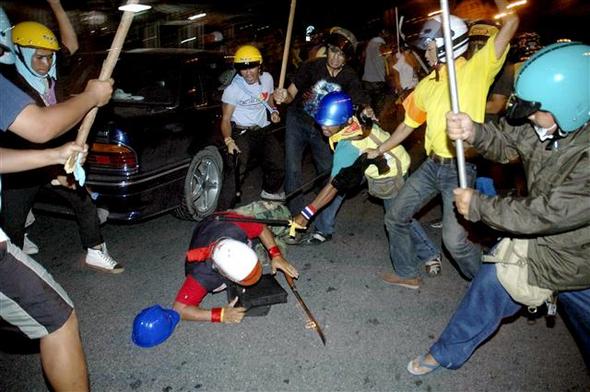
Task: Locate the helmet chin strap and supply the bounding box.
[425,46,441,80]
[428,62,441,81]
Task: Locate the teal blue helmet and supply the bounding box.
[0,7,15,64]
[508,42,590,133]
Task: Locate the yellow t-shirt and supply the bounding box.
[351,125,411,179]
[403,33,509,157]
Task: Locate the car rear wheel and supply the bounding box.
[173,146,223,221]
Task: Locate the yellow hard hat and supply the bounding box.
[12,21,60,51]
[233,45,262,69]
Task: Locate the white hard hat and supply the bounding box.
[413,14,469,62]
[211,238,262,286]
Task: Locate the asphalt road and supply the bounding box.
[1,164,589,391]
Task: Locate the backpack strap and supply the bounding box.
[186,243,216,263]
[234,75,277,116]
[368,132,402,176]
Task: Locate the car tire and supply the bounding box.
[173,146,223,221]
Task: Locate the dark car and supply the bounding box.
[39,48,231,222]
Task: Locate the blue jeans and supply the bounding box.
[285,107,333,215]
[309,184,441,251]
[384,158,481,279]
[384,197,439,263]
[312,194,344,236]
[430,264,590,369]
[557,288,590,368]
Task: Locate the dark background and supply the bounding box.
[2,0,589,47]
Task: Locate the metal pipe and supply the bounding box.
[439,0,467,188]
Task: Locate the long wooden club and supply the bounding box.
[278,0,297,89]
[64,0,142,174]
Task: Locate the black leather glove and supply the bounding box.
[331,153,392,192]
[331,153,369,192]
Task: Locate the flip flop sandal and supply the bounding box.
[407,354,441,376]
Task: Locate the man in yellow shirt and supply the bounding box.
[367,7,518,289]
[291,92,441,271]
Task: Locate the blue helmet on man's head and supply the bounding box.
[315,91,353,127]
[507,42,590,133]
[132,305,180,348]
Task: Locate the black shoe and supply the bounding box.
[284,232,305,245]
[301,231,332,246]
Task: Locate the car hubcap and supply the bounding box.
[190,158,220,213]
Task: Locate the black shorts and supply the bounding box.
[0,239,73,339]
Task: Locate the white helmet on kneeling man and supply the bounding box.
[211,238,262,286]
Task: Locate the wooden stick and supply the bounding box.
[278,0,297,89]
[439,0,467,188]
[285,274,326,346]
[65,0,140,173]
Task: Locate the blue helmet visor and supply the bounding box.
[506,94,541,121]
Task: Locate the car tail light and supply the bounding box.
[87,143,138,172]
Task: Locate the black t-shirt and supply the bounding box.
[292,57,369,118]
[485,62,515,123]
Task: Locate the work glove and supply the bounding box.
[331,153,390,192]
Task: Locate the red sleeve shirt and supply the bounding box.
[174,275,208,306]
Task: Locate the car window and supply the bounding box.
[69,51,229,108]
[182,59,232,107]
[111,55,179,105]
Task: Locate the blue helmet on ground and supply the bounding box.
[507,42,590,133]
[132,305,180,348]
[315,91,353,127]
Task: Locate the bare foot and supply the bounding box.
[407,353,440,375]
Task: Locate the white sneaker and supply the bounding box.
[260,190,286,202]
[97,208,109,225]
[85,243,124,274]
[25,210,36,228]
[425,256,442,277]
[23,234,39,255]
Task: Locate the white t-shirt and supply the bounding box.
[222,72,274,128]
[393,52,418,90]
[362,36,386,83]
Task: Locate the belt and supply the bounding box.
[428,152,456,165]
[235,125,261,131]
[233,124,261,136]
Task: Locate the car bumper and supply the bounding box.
[85,163,190,222]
